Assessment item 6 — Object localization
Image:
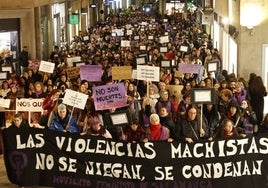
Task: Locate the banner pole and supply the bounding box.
[66,94,77,131]
[200,104,203,137]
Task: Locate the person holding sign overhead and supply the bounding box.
[49,103,80,133]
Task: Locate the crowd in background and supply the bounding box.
[0,9,268,145]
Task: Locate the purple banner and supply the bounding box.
[179,63,201,74]
[80,65,102,82]
[92,83,127,110]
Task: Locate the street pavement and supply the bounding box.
[0,154,58,188]
[0,155,18,187]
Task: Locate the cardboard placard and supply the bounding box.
[66,66,80,79]
[112,66,132,80]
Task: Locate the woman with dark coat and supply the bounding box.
[223,102,244,134]
[9,113,30,129]
[248,76,267,126]
[203,104,221,139]
[174,105,209,143]
[240,99,257,135]
[159,107,175,139]
[120,117,146,142]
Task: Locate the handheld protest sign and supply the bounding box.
[190,88,216,134]
[0,98,10,108]
[67,56,81,67]
[103,109,131,127]
[160,46,168,53]
[39,61,55,74]
[92,83,127,111]
[208,60,218,72]
[136,65,160,82]
[0,71,9,80]
[160,60,171,68]
[190,88,215,105]
[62,89,88,110]
[179,63,201,74]
[1,65,13,74]
[135,56,147,66]
[112,66,132,80]
[80,65,102,82]
[63,89,88,130]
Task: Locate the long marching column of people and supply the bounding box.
[0,9,267,151]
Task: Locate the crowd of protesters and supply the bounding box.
[0,9,268,146]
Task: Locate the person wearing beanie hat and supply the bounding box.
[49,103,80,133]
[5,82,24,110]
[82,116,112,139]
[9,83,18,89]
[120,115,146,142]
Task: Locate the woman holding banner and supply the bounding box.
[214,118,246,139]
[49,103,80,133]
[143,113,172,142]
[82,116,112,139]
[9,113,30,129]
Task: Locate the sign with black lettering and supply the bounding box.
[137,65,159,82]
[16,98,43,111]
[62,89,88,109]
[92,83,127,110]
[39,61,55,73]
